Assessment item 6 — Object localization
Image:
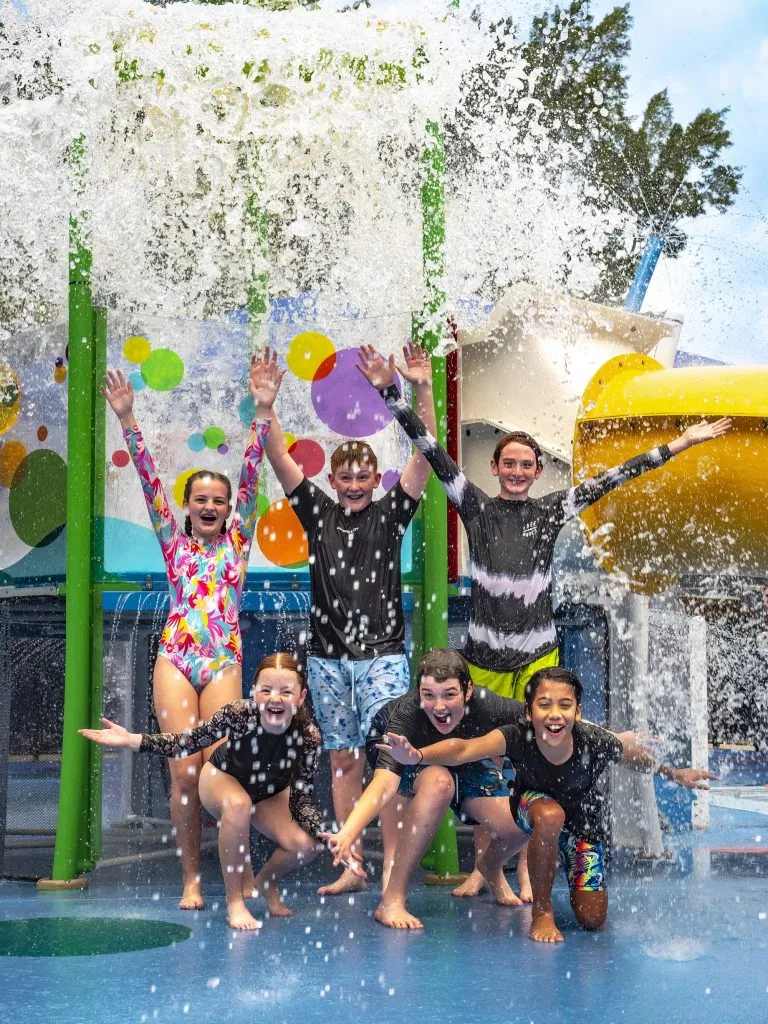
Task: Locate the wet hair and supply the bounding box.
[492,431,543,470]
[524,666,583,711]
[183,470,232,536]
[329,440,378,476]
[418,648,473,696]
[252,652,312,733]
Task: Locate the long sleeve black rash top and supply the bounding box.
[378,384,674,672]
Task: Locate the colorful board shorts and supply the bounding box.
[515,790,606,892]
[307,654,411,750]
[393,760,508,825]
[468,647,560,703]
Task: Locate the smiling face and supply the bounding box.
[526,679,581,761]
[253,667,306,735]
[328,459,382,513]
[419,675,472,734]
[490,441,543,501]
[184,476,231,540]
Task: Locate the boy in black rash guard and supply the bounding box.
[381,665,716,942]
[80,653,335,931]
[323,649,529,930]
[252,345,437,897]
[358,343,731,697]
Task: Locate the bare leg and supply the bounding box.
[571,889,608,931]
[198,763,259,929]
[251,787,321,917]
[463,796,527,907]
[153,658,204,910]
[317,747,368,896]
[452,825,489,898]
[199,667,249,887]
[378,794,407,892]
[526,798,567,943]
[517,845,532,903]
[374,766,454,930]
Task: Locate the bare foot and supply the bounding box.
[253,876,294,918]
[317,868,368,897]
[530,909,564,943]
[451,868,487,899]
[179,882,205,911]
[227,902,263,931]
[484,870,523,907]
[374,901,424,930]
[517,878,533,904]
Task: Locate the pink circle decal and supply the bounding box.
[310,347,398,437]
[289,438,325,477]
[112,450,130,468]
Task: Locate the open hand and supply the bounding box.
[672,768,718,790]
[398,341,432,387]
[356,344,397,390]
[101,369,134,421]
[375,732,422,766]
[249,346,286,411]
[78,717,142,751]
[679,417,732,449]
[318,831,368,878]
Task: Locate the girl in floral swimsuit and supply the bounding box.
[103,359,282,910]
[81,653,329,930]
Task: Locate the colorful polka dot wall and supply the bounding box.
[0,362,67,553]
[122,335,185,392]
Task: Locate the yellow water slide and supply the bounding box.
[573,353,768,594]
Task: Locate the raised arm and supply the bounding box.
[356,346,484,519]
[620,742,717,790]
[228,357,279,554]
[356,343,436,501]
[319,768,400,869]
[250,347,304,496]
[567,418,732,519]
[102,368,178,555]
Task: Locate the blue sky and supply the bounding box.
[590,0,768,363]
[377,0,768,365]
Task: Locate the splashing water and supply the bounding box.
[1,0,629,333]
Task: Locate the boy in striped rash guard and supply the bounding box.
[357,343,730,699]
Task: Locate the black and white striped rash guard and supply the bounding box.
[379,385,674,672]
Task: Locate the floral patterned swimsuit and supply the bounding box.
[123,418,270,691]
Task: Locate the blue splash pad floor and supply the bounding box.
[2,806,768,1024]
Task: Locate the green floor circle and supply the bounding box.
[0,917,192,957]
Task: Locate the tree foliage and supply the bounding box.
[451,0,742,302]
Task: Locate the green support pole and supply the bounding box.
[43,136,95,887]
[415,121,460,882]
[84,305,108,868]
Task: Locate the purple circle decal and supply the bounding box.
[381,469,401,492]
[310,347,399,437]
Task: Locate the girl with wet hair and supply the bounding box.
[81,654,335,930]
[102,357,283,910]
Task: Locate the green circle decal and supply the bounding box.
[203,426,227,450]
[140,349,185,391]
[8,449,67,547]
[0,917,191,957]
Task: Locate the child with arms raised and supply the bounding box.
[102,359,280,909]
[252,343,436,895]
